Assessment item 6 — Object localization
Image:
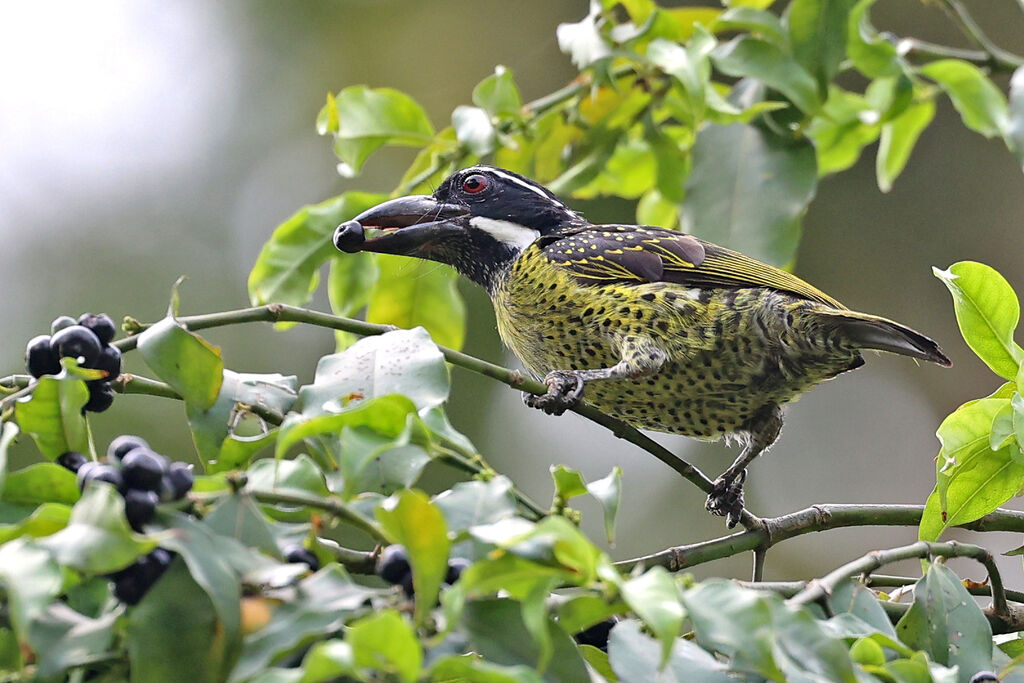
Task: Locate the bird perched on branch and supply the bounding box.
[333,166,950,526]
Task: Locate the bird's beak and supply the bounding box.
[334,195,468,255]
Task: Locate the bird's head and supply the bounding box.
[333,166,582,290]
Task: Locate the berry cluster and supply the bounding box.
[375,545,470,596]
[25,313,122,413]
[58,435,195,605]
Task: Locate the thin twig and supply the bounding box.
[616,503,1024,571]
[900,38,1022,72]
[937,0,1023,72]
[865,574,1024,605]
[788,540,1009,622]
[247,487,387,543]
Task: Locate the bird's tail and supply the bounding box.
[824,311,952,366]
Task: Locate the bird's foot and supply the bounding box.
[705,470,747,529]
[522,370,584,416]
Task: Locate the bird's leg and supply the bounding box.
[523,338,667,416]
[706,404,783,528]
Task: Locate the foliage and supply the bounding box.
[1,1,1024,681]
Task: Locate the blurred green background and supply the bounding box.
[3,1,1023,582]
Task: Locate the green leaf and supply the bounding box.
[0,502,71,545]
[827,580,897,638]
[0,421,15,494]
[453,105,497,156]
[608,619,734,682]
[248,192,386,310]
[203,494,281,556]
[636,189,679,229]
[2,463,78,506]
[232,567,378,682]
[297,640,357,683]
[681,123,816,268]
[1009,66,1024,172]
[327,250,378,350]
[896,563,993,674]
[331,427,431,498]
[712,7,785,46]
[846,0,899,78]
[806,87,881,176]
[137,318,224,410]
[724,0,777,9]
[462,598,590,680]
[920,60,1009,139]
[556,594,626,634]
[433,476,518,535]
[933,261,1024,380]
[787,0,856,93]
[277,395,417,460]
[991,402,1017,451]
[375,489,450,625]
[40,483,155,574]
[473,66,523,118]
[0,538,64,637]
[346,610,422,683]
[1013,393,1024,452]
[619,567,684,663]
[31,603,118,680]
[588,468,622,545]
[128,559,231,683]
[14,376,89,460]
[711,37,821,114]
[877,98,935,192]
[319,86,434,176]
[430,655,544,683]
[247,455,330,498]
[367,256,465,350]
[550,465,588,502]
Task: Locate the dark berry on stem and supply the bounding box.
[50,325,102,367]
[50,315,76,335]
[57,451,87,473]
[25,335,61,378]
[376,545,410,585]
[445,557,471,585]
[107,435,149,462]
[95,345,122,380]
[78,313,116,345]
[283,545,320,571]
[84,381,115,413]
[574,619,616,651]
[124,489,159,531]
[121,449,168,492]
[166,462,194,499]
[78,463,123,492]
[113,573,148,605]
[399,572,414,597]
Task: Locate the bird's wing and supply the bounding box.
[539,224,844,308]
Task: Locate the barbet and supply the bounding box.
[334,166,950,526]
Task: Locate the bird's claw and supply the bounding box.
[522,370,584,416]
[705,470,747,529]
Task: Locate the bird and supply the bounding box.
[333,165,951,526]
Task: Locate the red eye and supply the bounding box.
[462,174,489,194]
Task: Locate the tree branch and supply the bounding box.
[788,540,1009,624]
[244,487,388,543]
[900,38,1023,72]
[616,503,1024,572]
[936,0,1024,72]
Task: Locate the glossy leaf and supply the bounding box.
[375,489,450,625]
[712,7,785,46]
[296,640,357,683]
[430,655,544,683]
[636,188,679,228]
[846,0,899,78]
[896,563,993,674]
[247,455,330,498]
[473,66,522,118]
[433,476,518,535]
[248,192,386,310]
[588,468,622,544]
[608,619,735,682]
[31,603,118,681]
[318,86,434,176]
[681,122,816,268]
[827,580,897,638]
[40,483,154,574]
[787,0,856,93]
[683,580,780,679]
[327,250,378,350]
[453,105,497,155]
[711,37,821,114]
[367,255,466,350]
[346,610,422,683]
[331,427,431,498]
[619,567,684,662]
[14,375,89,460]
[1,463,78,506]
[0,502,71,544]
[0,421,15,494]
[877,98,935,193]
[921,60,1009,139]
[0,538,64,637]
[934,261,1024,380]
[1009,66,1024,171]
[137,318,224,410]
[1013,392,1024,453]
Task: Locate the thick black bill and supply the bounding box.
[333,195,468,255]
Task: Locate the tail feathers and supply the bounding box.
[828,312,952,367]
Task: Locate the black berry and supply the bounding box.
[25,335,61,378]
[113,572,148,605]
[124,489,159,531]
[283,545,320,571]
[57,451,87,473]
[165,462,194,500]
[77,313,116,345]
[111,549,173,605]
[50,315,77,335]
[399,571,414,597]
[78,462,123,492]
[376,545,410,585]
[50,325,102,367]
[95,345,122,380]
[574,619,616,651]
[107,435,150,463]
[121,448,168,492]
[84,381,115,413]
[445,557,471,585]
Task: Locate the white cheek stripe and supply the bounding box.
[469,216,541,250]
